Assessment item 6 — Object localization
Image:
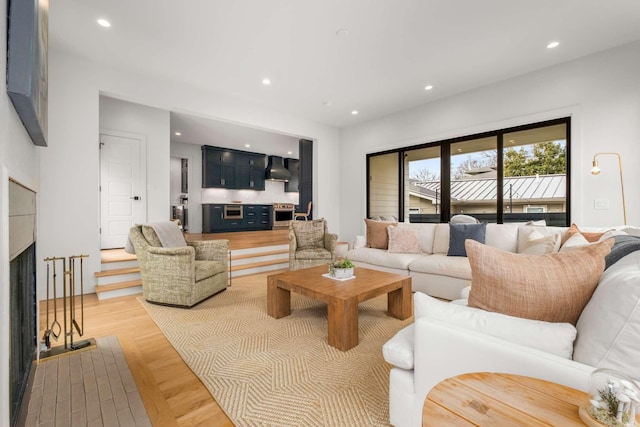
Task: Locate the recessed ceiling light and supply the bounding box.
[245,144,251,148]
[424,85,433,91]
[174,132,181,136]
[287,151,292,155]
[508,139,515,144]
[351,110,358,115]
[336,28,350,38]
[457,148,463,153]
[547,41,560,49]
[97,19,111,28]
[262,78,271,86]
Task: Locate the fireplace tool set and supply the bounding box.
[40,255,95,359]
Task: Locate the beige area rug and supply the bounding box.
[138,277,413,426]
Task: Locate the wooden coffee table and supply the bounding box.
[267,265,412,351]
[423,372,595,426]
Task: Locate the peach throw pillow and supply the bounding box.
[561,223,607,245]
[466,238,614,325]
[364,218,397,249]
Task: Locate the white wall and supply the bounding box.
[0,0,42,421]
[339,41,640,243]
[99,96,171,223]
[42,49,341,296]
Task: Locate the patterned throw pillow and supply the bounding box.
[364,218,397,249]
[388,226,421,253]
[292,219,325,249]
[466,239,614,325]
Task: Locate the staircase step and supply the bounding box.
[95,279,142,294]
[95,279,143,300]
[101,249,136,263]
[94,267,140,278]
[230,248,288,261]
[100,260,139,271]
[230,257,289,272]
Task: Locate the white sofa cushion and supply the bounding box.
[408,254,472,280]
[414,292,577,359]
[382,324,415,370]
[417,223,438,254]
[347,247,422,270]
[573,251,640,379]
[485,223,519,253]
[432,224,450,254]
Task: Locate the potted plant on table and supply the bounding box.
[328,257,355,279]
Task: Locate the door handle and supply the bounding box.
[130,196,140,200]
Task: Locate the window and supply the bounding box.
[406,146,441,223]
[367,118,570,225]
[367,152,400,219]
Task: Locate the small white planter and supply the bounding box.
[331,267,354,279]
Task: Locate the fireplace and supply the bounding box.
[8,180,38,427]
[9,244,37,426]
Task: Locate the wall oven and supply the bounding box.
[272,203,295,229]
[223,204,243,220]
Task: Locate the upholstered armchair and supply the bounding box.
[128,223,229,307]
[288,219,338,270]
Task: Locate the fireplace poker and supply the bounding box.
[42,262,51,350]
[69,254,90,350]
[50,258,62,340]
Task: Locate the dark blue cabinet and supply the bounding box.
[284,158,299,193]
[202,146,265,190]
[202,204,272,233]
[202,204,224,232]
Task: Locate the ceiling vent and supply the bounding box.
[265,156,291,181]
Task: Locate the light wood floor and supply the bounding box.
[39,272,286,426]
[35,230,290,426]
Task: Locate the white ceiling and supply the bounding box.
[170,112,299,156]
[51,0,640,132]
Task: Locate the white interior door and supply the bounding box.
[100,133,146,249]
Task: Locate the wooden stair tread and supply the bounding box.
[95,279,143,293]
[230,249,288,261]
[101,248,137,263]
[231,258,288,272]
[95,267,140,277]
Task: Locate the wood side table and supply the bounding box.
[423,372,591,426]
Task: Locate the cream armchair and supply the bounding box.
[288,219,337,270]
[128,223,229,307]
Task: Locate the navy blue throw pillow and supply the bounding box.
[448,222,487,257]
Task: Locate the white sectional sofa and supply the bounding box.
[346,222,564,300]
[378,228,640,427]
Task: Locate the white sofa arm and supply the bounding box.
[412,318,594,424]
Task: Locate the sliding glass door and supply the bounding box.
[366,118,570,225]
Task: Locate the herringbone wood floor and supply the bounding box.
[39,271,285,426]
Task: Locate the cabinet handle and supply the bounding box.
[250,180,254,187]
[221,178,225,185]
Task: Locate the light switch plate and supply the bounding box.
[594,199,610,210]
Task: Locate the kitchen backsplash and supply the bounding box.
[201,180,299,205]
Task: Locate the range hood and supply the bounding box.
[265,156,291,181]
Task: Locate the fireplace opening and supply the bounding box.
[9,242,37,426]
